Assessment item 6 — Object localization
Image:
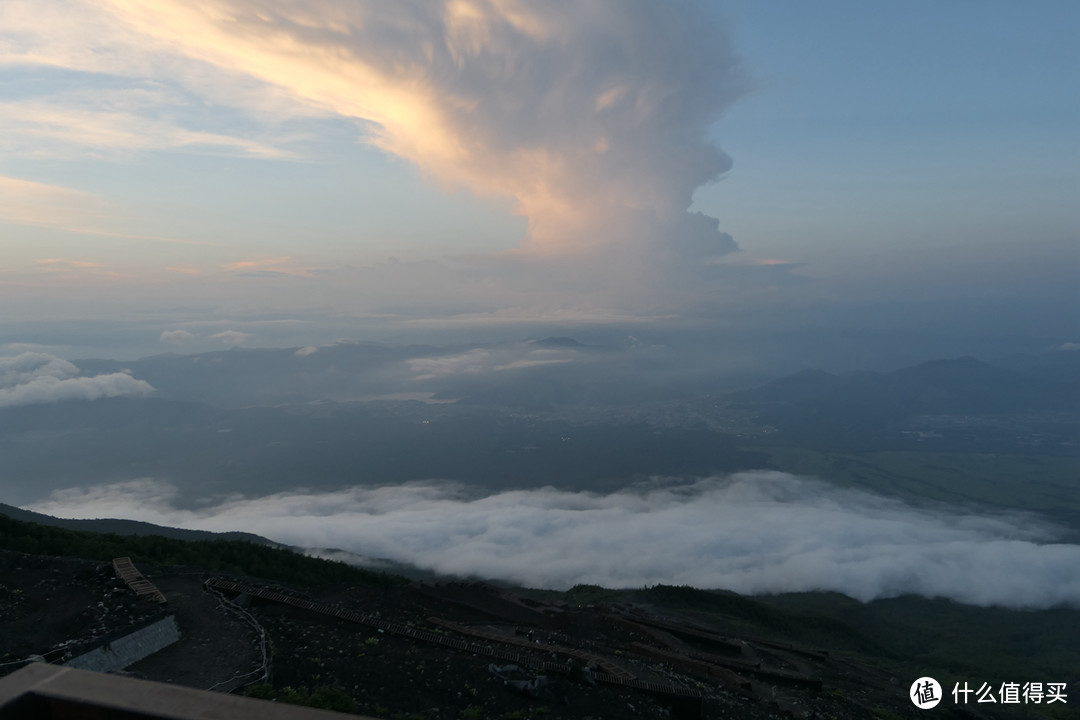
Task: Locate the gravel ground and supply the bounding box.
[0,551,989,719]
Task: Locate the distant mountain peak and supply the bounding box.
[728,353,1072,423]
[890,356,1000,381]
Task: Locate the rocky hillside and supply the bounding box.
[1,512,1076,719]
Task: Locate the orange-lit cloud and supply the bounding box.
[1,0,307,159]
[91,0,744,261]
[32,257,129,280]
[718,256,803,267]
[36,258,106,269]
[0,175,111,230]
[0,99,291,159]
[164,265,204,276]
[223,256,316,277]
[0,174,206,246]
[4,1,753,321]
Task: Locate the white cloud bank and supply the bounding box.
[208,330,254,345]
[160,329,196,344]
[407,345,575,381]
[0,352,154,407]
[27,473,1080,609]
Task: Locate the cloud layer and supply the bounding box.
[0,352,154,406]
[407,345,574,381]
[3,0,752,319]
[28,472,1080,609]
[0,175,111,233]
[91,0,744,257]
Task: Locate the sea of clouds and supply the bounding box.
[27,471,1080,610]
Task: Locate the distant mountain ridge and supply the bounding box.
[726,355,1079,453]
[729,356,1076,415]
[0,503,272,545]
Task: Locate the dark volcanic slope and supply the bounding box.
[0,553,928,720]
[0,504,271,545]
[2,513,1076,720]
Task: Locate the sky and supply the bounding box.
[0,0,1077,360]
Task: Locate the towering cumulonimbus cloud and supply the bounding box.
[97,0,745,264]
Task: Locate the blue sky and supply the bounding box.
[707,1,1077,288]
[0,0,1076,359]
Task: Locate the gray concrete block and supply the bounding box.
[64,616,180,673]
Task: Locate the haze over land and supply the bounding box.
[1,0,1078,617]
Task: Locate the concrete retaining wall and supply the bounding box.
[64,615,180,673]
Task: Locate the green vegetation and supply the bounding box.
[244,683,357,712]
[0,513,405,588]
[524,579,1080,703]
[761,592,1080,685]
[631,584,1080,719]
[633,585,883,654]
